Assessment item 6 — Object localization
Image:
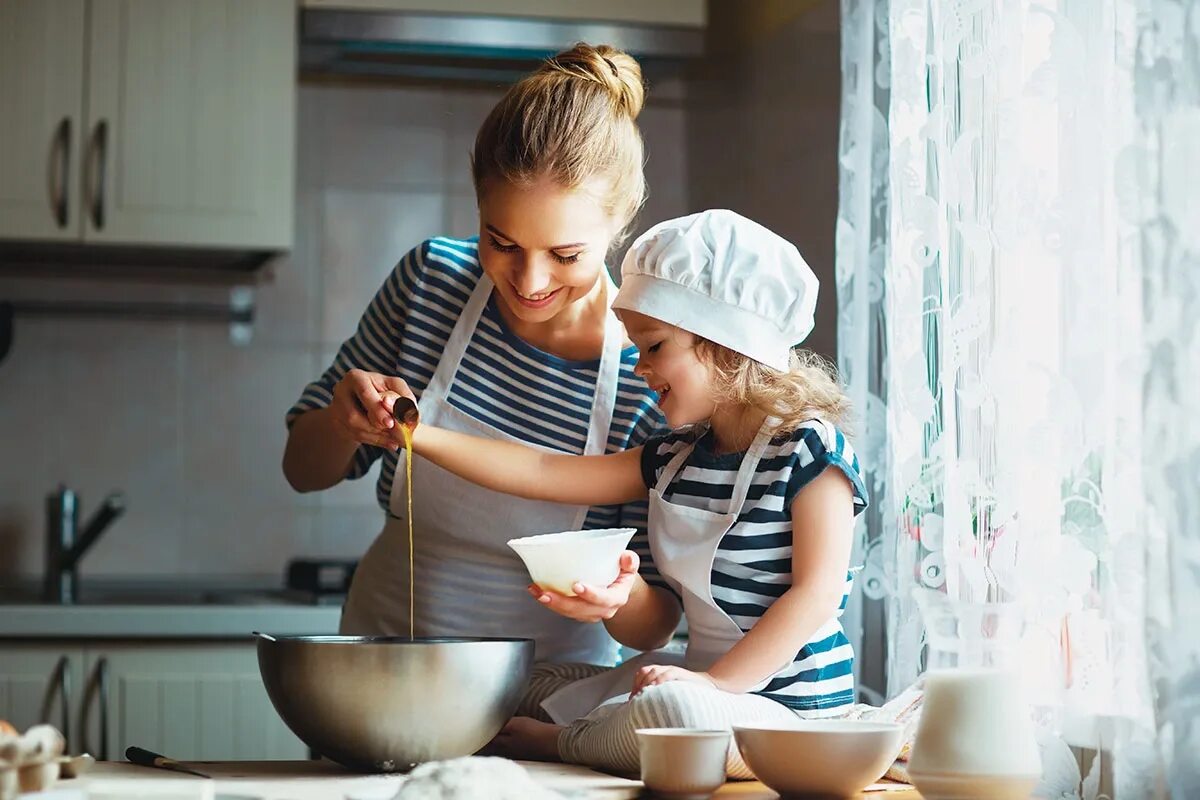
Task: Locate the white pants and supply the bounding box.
[556,681,803,779]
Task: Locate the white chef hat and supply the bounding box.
[612,210,819,372]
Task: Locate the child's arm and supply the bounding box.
[411,423,678,649]
[633,467,855,695]
[410,424,648,506]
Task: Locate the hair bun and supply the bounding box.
[542,43,646,119]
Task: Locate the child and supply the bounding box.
[398,210,868,777]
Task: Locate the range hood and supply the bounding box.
[299,5,705,83]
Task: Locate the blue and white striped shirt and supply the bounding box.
[287,236,670,588]
[640,419,869,714]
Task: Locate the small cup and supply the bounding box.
[636,728,730,799]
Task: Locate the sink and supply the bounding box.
[77,588,302,606]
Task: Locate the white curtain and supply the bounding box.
[836,0,1199,796]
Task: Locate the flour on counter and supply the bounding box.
[390,757,565,800]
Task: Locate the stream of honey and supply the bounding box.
[400,423,414,641]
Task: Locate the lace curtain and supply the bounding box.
[836,0,1199,796]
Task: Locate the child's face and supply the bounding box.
[621,311,716,427]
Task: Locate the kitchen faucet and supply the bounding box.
[44,485,125,604]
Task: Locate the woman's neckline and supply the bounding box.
[485,293,638,370]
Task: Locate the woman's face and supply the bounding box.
[477,175,620,325]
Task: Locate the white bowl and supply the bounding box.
[636,728,730,799]
[733,720,903,797]
[506,528,636,596]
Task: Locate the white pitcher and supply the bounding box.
[907,588,1042,800]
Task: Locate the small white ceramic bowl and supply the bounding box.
[507,528,636,596]
[733,720,903,797]
[636,728,730,799]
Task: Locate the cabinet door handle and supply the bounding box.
[81,656,110,761]
[39,655,72,753]
[97,657,110,762]
[87,120,108,230]
[50,117,71,228]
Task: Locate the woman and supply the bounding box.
[281,44,678,711]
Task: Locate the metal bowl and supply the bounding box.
[256,635,534,772]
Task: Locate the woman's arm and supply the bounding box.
[283,371,415,492]
[283,247,419,493]
[412,425,649,507]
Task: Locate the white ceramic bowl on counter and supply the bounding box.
[733,720,903,797]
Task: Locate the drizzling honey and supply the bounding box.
[400,422,415,641]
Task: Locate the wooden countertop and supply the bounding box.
[62,759,921,799]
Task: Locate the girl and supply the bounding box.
[401,210,867,777]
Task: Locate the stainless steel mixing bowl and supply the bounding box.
[256,635,534,772]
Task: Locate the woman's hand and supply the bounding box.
[631,665,719,696]
[330,369,416,451]
[528,551,640,623]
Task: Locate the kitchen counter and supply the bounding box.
[57,760,921,799]
[0,604,341,639]
[0,577,343,638]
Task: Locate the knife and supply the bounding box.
[125,746,212,778]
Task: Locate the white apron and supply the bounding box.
[340,273,626,665]
[542,419,779,723]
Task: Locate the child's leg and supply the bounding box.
[558,681,803,779]
[515,663,612,721]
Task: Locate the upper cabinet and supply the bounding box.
[0,0,295,251]
[0,0,88,242]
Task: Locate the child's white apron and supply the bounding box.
[542,419,779,723]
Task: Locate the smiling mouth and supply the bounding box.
[511,285,563,307]
[652,384,671,402]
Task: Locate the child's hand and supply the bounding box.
[630,665,718,696]
[528,551,640,623]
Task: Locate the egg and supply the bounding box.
[21,725,65,759]
[0,735,17,766]
[0,762,17,800]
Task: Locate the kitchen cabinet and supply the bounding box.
[0,0,295,250]
[0,641,307,760]
[0,646,82,742]
[0,0,88,241]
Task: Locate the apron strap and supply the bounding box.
[654,435,699,495]
[727,418,778,512]
[420,273,495,408]
[652,417,779,514]
[583,275,624,456]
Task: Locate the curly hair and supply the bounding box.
[693,339,852,435]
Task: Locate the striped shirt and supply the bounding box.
[640,419,869,715]
[287,236,670,589]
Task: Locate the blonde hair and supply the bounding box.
[471,43,647,247]
[694,340,853,434]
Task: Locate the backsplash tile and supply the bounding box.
[319,188,445,347]
[318,85,449,189]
